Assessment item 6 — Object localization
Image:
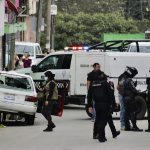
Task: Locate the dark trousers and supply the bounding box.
[108,113,117,135]
[94,102,109,140]
[42,101,54,127]
[147,102,150,129]
[124,99,139,129]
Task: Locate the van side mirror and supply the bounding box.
[31,65,37,73]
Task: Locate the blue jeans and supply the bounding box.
[118,94,125,128]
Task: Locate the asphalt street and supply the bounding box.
[0,105,150,150]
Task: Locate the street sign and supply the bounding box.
[51,5,57,15]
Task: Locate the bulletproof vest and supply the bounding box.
[45,80,58,100]
[91,80,109,103]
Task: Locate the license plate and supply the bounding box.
[4,94,15,101]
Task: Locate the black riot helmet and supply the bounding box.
[124,66,138,78]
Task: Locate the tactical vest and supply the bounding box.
[45,80,58,100]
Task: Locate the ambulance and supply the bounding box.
[15,40,150,118]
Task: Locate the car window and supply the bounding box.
[37,54,72,72]
[35,45,42,54]
[15,45,34,56]
[0,74,34,92]
[62,54,72,69]
[37,55,64,72]
[129,45,150,53]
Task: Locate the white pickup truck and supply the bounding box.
[15,41,45,65]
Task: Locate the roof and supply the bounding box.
[1,71,32,79]
[15,41,40,46]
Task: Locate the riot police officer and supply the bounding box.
[123,66,142,131]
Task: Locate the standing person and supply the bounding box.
[14,54,19,70]
[145,77,150,132]
[42,71,58,132]
[87,63,107,121]
[15,54,24,69]
[87,63,120,140]
[23,53,32,68]
[117,71,128,130]
[123,66,142,131]
[87,78,116,142]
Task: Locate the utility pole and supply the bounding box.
[51,0,55,51]
[46,0,51,53]
[36,0,43,43]
[140,0,144,20]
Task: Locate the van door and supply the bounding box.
[30,54,72,87]
[74,53,105,95]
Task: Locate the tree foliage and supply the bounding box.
[55,12,139,50]
[40,0,150,50]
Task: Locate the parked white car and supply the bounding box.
[0,71,37,125]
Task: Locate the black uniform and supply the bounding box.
[146,78,150,131]
[88,80,115,142]
[87,70,107,83]
[123,78,141,131]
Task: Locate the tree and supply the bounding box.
[55,12,139,50]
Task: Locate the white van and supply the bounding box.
[15,41,45,65]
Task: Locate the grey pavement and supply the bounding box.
[0,105,150,150]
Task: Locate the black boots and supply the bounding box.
[145,128,150,132]
[43,123,56,132]
[113,131,120,138]
[43,126,53,132]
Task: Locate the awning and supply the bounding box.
[6,0,19,16]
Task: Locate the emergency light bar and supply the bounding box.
[64,46,89,51]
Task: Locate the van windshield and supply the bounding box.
[37,54,72,72]
[15,45,34,56]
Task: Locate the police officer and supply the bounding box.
[42,71,58,132]
[123,66,142,131]
[146,77,150,132]
[87,63,107,121]
[117,68,129,130]
[87,63,120,141]
[87,75,116,142]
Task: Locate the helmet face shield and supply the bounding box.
[125,66,138,78]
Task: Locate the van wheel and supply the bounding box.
[85,105,92,118]
[134,96,147,119]
[25,114,35,125]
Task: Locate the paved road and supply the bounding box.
[0,105,150,150]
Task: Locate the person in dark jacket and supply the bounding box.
[145,77,150,132]
[87,63,107,121]
[88,79,116,142]
[123,66,142,131]
[42,71,58,132]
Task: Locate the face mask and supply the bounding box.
[44,77,48,81]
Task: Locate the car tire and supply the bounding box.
[25,114,35,125]
[134,96,147,119]
[85,105,92,118]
